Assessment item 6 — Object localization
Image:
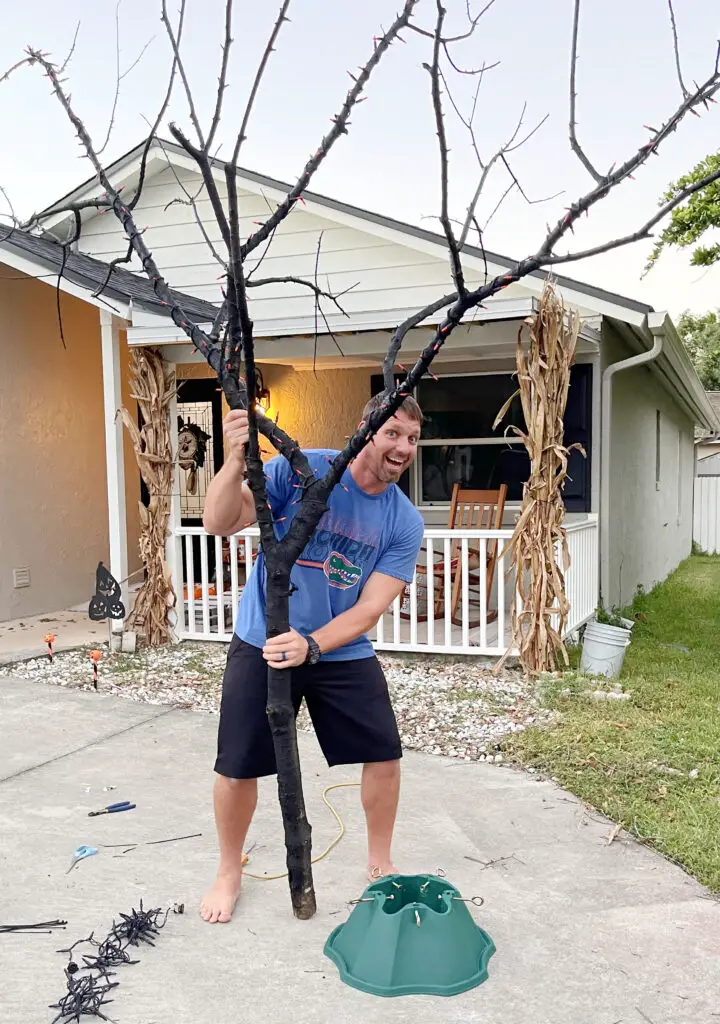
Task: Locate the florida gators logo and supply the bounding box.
[324,551,362,589]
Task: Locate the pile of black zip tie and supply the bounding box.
[50,901,184,1022]
[0,919,67,935]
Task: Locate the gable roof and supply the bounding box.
[0,226,220,322]
[40,137,653,320]
[697,392,720,440]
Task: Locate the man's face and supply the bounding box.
[361,409,421,484]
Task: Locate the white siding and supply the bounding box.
[603,323,695,607]
[694,477,720,554]
[70,162,531,337]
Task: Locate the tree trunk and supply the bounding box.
[263,554,315,919]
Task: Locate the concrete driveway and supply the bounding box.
[1,674,718,1024]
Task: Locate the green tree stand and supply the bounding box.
[324,874,495,997]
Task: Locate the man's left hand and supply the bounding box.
[262,628,309,669]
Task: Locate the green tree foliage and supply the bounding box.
[676,309,720,391]
[647,153,720,270]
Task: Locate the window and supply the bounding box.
[416,373,529,503]
[656,410,661,490]
[369,366,592,511]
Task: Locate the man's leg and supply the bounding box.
[203,636,287,923]
[362,759,401,880]
[200,775,257,923]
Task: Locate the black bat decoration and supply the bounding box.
[88,562,125,621]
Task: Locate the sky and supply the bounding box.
[1,0,719,317]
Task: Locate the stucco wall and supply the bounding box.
[0,267,140,621]
[176,360,372,457]
[602,323,695,608]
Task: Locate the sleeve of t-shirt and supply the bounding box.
[262,454,295,517]
[373,512,424,584]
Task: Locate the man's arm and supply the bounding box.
[203,409,257,535]
[311,572,405,653]
[262,572,406,667]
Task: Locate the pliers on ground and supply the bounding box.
[88,800,136,817]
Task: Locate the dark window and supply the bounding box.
[371,365,592,511]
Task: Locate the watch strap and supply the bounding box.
[304,634,322,665]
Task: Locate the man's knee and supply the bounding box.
[215,773,258,790]
[363,759,400,777]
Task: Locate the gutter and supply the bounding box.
[599,318,664,606]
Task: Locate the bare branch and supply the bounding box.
[409,0,497,42]
[543,161,720,268]
[155,138,226,266]
[241,0,419,259]
[246,274,357,316]
[569,0,603,183]
[59,23,81,75]
[128,1,185,210]
[27,49,222,369]
[20,197,111,234]
[92,239,134,301]
[206,0,234,152]
[667,0,690,99]
[427,2,465,294]
[54,209,82,349]
[98,2,154,157]
[0,55,36,86]
[231,0,292,165]
[169,122,231,250]
[161,0,205,148]
[382,291,457,389]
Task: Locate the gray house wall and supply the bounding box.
[602,322,695,608]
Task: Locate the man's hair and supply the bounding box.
[361,391,424,427]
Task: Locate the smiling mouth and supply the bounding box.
[385,456,405,471]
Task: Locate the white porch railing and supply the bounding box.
[171,516,598,656]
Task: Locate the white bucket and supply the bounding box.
[580,620,631,678]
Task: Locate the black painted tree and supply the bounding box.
[4,0,720,918]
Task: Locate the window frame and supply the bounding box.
[411,369,528,509]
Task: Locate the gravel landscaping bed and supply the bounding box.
[0,641,554,763]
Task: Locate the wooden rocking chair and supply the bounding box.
[445,484,508,625]
[402,483,507,625]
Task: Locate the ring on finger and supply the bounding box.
[281,651,287,662]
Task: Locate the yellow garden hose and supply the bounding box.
[243,782,360,881]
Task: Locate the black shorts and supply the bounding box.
[215,636,403,779]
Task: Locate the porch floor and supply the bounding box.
[376,608,507,652]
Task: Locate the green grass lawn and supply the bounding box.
[504,554,720,891]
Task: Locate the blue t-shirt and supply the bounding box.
[235,449,424,660]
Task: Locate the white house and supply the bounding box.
[1,138,716,656]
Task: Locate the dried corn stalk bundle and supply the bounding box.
[494,282,583,674]
[121,348,176,646]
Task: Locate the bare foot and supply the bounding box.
[367,861,398,883]
[200,871,243,924]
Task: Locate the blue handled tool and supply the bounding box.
[66,846,97,873]
[88,801,136,817]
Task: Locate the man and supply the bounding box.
[200,393,425,923]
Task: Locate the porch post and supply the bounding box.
[165,360,183,639]
[99,309,128,628]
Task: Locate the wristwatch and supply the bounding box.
[303,634,322,665]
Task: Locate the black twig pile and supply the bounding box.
[50,901,183,1022]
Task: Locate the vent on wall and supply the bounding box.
[12,567,31,589]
